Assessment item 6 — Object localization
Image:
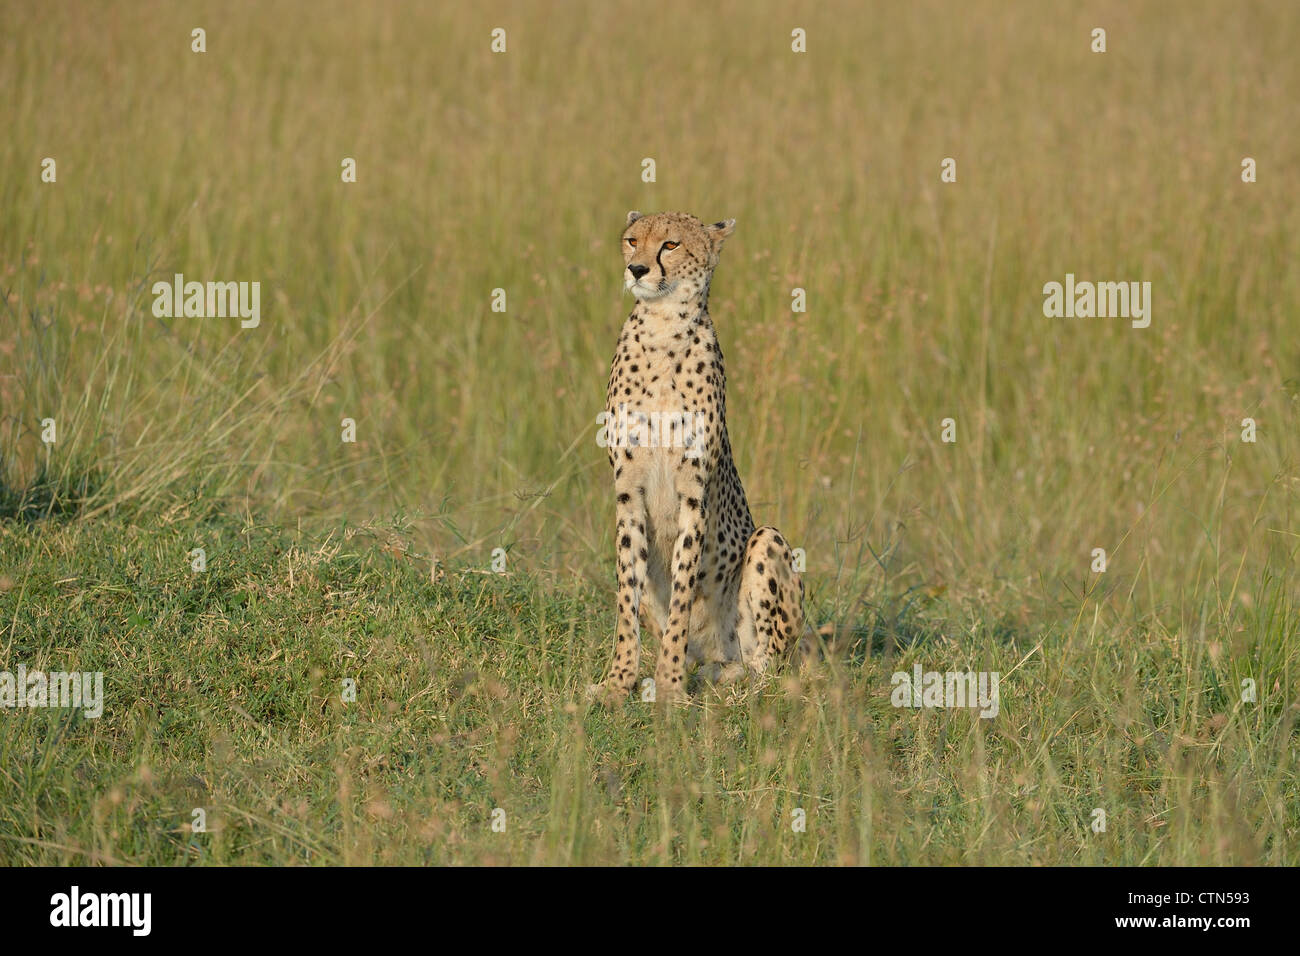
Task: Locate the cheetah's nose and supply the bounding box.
[627,263,650,280]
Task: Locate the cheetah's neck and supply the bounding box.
[629,284,714,341]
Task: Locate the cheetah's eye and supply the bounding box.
[663,241,679,251]
[626,238,637,248]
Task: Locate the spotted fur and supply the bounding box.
[588,210,809,705]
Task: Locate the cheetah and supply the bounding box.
[588,210,808,705]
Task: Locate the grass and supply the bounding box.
[1,515,1294,864]
[1,0,1298,864]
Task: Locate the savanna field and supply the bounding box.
[1,0,1297,865]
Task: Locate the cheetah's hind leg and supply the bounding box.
[735,527,805,677]
[695,660,749,685]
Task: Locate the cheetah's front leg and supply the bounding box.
[654,494,707,703]
[587,486,650,704]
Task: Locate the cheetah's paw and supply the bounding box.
[585,680,630,707]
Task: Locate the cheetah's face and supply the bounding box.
[621,211,736,301]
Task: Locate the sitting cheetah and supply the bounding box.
[588,210,807,704]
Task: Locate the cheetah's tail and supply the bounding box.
[796,621,831,666]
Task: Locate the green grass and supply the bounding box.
[1,515,1294,864]
[1,0,1298,864]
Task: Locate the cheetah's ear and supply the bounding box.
[707,218,737,246]
[626,210,643,227]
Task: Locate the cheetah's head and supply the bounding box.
[621,210,736,302]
